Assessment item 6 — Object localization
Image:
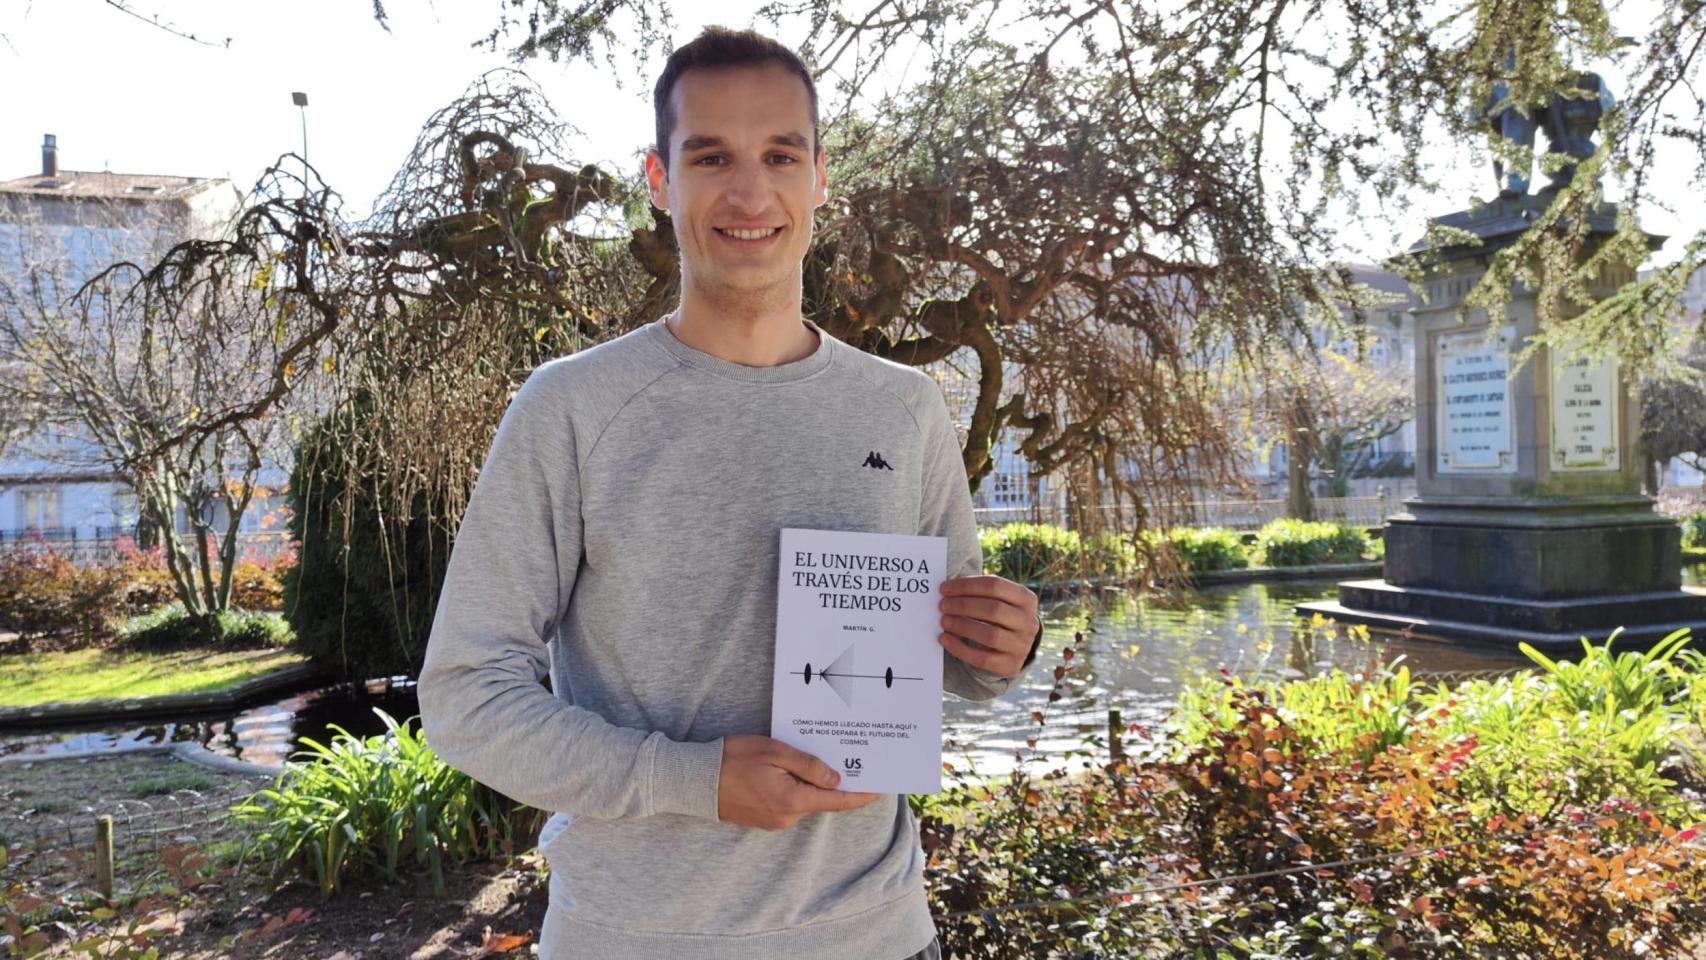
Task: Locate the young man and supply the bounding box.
[417,26,1042,960]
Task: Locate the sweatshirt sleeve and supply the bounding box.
[416,365,723,821]
[915,381,1040,702]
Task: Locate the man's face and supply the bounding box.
[646,62,828,302]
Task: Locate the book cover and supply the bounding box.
[771,527,946,794]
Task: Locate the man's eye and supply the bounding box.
[694,155,726,166]
[769,154,798,164]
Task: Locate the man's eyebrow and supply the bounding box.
[677,133,811,152]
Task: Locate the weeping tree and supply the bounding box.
[96,0,1706,673]
[469,0,1706,510]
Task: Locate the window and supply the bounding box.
[18,488,62,530]
[111,491,140,526]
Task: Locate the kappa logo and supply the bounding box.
[862,451,894,471]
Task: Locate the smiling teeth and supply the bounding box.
[723,228,778,240]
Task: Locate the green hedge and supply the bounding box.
[1252,518,1371,567]
[1148,527,1250,573]
[979,523,1136,583]
[120,602,293,650]
[979,521,1380,581]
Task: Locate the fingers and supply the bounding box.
[939,574,1035,609]
[940,630,1022,677]
[767,741,841,790]
[938,593,1034,635]
[936,574,1038,682]
[792,783,882,814]
[939,576,1040,637]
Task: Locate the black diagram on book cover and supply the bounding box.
[790,642,923,707]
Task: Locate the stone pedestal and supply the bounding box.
[1299,193,1706,649]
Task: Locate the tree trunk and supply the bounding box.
[1287,433,1316,521]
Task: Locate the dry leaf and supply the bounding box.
[475,924,533,957]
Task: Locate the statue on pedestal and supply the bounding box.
[1485,60,1615,196]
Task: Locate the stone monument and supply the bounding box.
[1300,73,1706,649]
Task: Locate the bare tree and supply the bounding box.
[1253,305,1416,520]
[0,197,282,622]
[1641,334,1706,492]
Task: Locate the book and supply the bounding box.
[771,527,947,794]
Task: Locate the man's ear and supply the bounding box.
[644,149,670,212]
[813,147,829,207]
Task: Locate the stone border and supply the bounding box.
[0,740,282,777]
[1189,561,1384,587]
[0,661,325,730]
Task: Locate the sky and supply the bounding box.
[0,1,753,221]
[1,0,1700,267]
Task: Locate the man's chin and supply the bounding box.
[691,269,793,300]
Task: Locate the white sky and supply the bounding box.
[1,0,1699,267]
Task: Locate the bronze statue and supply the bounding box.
[1485,63,1614,196]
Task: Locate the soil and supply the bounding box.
[0,753,549,959]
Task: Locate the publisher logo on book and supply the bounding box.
[843,757,863,778]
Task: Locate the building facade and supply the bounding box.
[0,134,288,553]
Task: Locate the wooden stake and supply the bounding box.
[94,815,113,902]
[1108,708,1124,763]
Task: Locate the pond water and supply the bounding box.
[5,568,1703,773]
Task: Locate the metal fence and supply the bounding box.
[0,531,294,564]
[975,494,1402,532]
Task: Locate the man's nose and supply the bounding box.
[722,158,769,212]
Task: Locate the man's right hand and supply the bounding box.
[717,734,881,830]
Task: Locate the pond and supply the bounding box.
[4,568,1702,773]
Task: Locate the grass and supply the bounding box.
[129,767,222,797]
[0,645,307,707]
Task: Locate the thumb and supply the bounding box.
[769,742,840,790]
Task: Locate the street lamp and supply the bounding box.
[291,91,308,191]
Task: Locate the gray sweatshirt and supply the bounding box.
[417,316,1030,960]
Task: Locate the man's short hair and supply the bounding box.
[652,26,819,170]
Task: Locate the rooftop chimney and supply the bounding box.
[41,134,57,177]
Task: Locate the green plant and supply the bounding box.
[128,768,219,798]
[1253,519,1369,567]
[1169,661,1416,766]
[119,603,292,650]
[979,523,1082,582]
[284,406,453,682]
[979,523,1136,583]
[1082,530,1139,578]
[1520,629,1693,725]
[1681,511,1706,552]
[1148,527,1250,573]
[231,708,543,898]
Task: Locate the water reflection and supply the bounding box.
[5,569,1703,773]
[0,679,419,769]
[942,578,1535,775]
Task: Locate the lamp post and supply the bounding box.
[291,91,308,192]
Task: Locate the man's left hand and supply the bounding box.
[937,575,1041,680]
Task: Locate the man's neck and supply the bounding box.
[667,284,820,368]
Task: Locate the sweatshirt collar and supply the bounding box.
[646,315,836,383]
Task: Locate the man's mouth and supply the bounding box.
[715,227,782,241]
